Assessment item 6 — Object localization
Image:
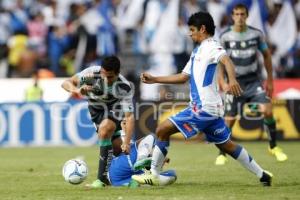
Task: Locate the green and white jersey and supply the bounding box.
[76,65,134,113]
[220,26,268,81]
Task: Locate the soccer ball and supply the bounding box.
[159,170,177,186]
[62,159,88,184]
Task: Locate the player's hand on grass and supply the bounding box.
[140,73,156,84]
[228,79,243,96]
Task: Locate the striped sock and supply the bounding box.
[230,145,263,178]
[97,139,113,184]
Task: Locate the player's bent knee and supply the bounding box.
[216,140,236,154]
[155,120,177,140]
[98,129,114,139]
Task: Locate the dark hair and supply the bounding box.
[101,55,120,74]
[188,12,215,36]
[232,3,249,16]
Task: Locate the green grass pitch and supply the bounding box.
[0,141,299,200]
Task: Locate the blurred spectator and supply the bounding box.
[42,0,64,27]
[27,12,48,56]
[47,23,70,76]
[140,0,179,101]
[0,7,10,77]
[9,0,28,34]
[0,7,11,45]
[27,0,46,19]
[71,1,100,71]
[0,0,299,81]
[7,31,28,77]
[37,68,55,78]
[59,49,76,76]
[25,70,43,102]
[181,0,202,23]
[295,0,300,20]
[14,50,37,77]
[266,0,297,76]
[96,0,118,56]
[284,19,300,77]
[207,0,226,38]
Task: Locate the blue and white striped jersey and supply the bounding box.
[182,38,226,117]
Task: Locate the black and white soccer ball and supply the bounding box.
[62,159,88,184]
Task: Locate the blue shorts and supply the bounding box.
[169,107,231,144]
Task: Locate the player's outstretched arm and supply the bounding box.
[61,75,92,96]
[140,72,189,84]
[219,55,243,96]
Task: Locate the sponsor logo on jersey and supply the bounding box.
[230,41,236,48]
[241,41,247,48]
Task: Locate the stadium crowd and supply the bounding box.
[0,0,300,80]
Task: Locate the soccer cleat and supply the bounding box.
[269,146,288,162]
[132,172,159,186]
[260,171,273,186]
[215,154,228,166]
[85,179,105,189]
[133,157,152,170]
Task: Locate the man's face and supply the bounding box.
[232,8,248,27]
[188,25,202,43]
[100,68,118,85]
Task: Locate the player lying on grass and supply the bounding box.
[86,120,177,188]
[108,134,176,188]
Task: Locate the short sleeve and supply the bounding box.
[113,81,134,113]
[182,58,192,75]
[211,45,227,63]
[219,35,226,48]
[258,31,268,53]
[76,66,101,86]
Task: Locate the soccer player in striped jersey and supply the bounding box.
[62,56,135,188]
[215,3,287,166]
[132,11,273,186]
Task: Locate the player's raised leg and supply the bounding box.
[133,134,156,170]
